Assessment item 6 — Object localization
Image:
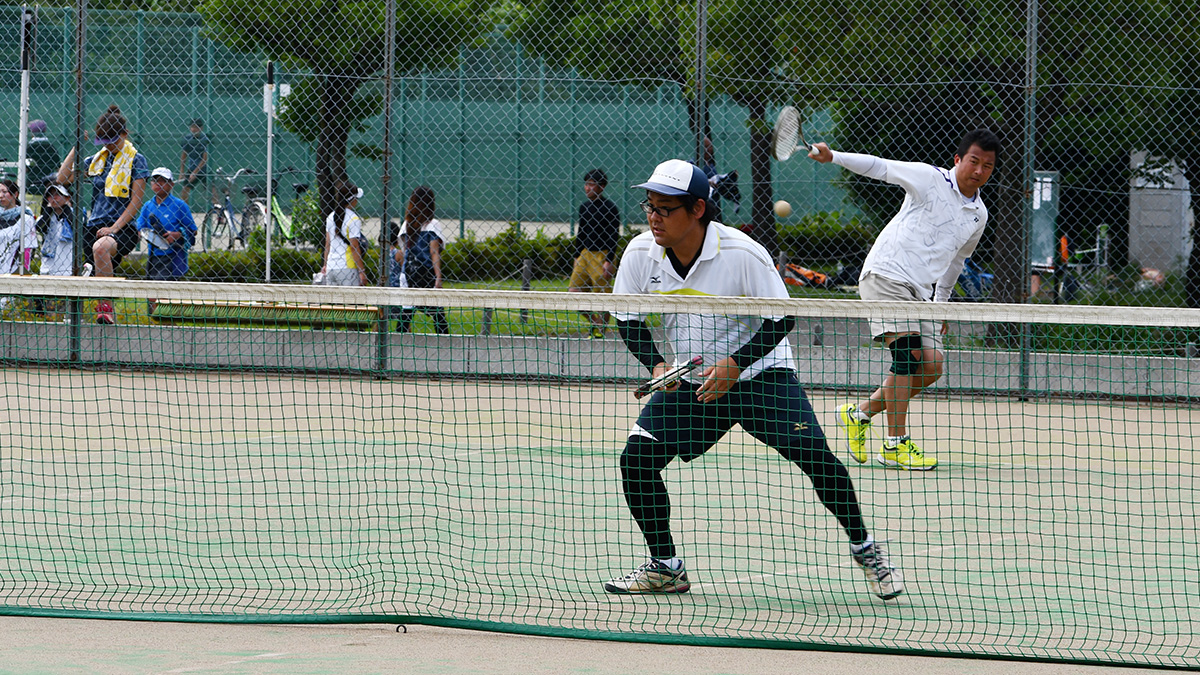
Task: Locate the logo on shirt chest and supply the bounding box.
[649,275,661,284]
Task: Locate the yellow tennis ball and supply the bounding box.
[773,200,793,218]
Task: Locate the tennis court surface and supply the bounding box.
[1,278,1198,669]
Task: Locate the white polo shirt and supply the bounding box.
[612,221,794,382]
[834,151,988,302]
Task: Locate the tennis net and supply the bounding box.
[1,276,1198,668]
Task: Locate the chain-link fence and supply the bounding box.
[1,1,1197,311]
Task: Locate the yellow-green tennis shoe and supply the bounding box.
[837,404,871,464]
[878,439,938,471]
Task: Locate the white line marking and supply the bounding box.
[163,652,289,673]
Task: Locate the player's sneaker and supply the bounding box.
[590,326,606,339]
[878,439,938,470]
[852,540,904,600]
[603,559,690,594]
[837,404,871,464]
[96,299,115,325]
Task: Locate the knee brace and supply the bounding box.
[888,334,924,375]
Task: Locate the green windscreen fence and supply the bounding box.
[1,277,1198,669]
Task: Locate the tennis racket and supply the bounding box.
[770,106,817,161]
[634,356,703,399]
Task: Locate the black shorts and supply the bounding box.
[632,367,829,463]
[84,222,141,268]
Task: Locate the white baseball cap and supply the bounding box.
[632,159,710,200]
[150,167,174,181]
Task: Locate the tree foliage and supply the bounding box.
[200,0,480,220]
[491,0,791,253]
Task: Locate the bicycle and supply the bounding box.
[1031,224,1111,304]
[238,166,309,244]
[201,167,254,250]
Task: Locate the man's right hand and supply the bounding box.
[809,143,833,163]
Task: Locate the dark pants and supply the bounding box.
[620,368,869,560]
[146,254,182,281]
[395,265,449,334]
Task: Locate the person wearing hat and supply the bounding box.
[136,168,196,292]
[25,119,60,217]
[178,118,213,207]
[601,159,903,602]
[56,104,149,324]
[321,181,368,287]
[35,183,74,277]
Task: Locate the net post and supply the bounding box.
[520,258,533,324]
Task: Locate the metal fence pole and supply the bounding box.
[376,0,396,372]
[515,42,523,231]
[458,45,466,238]
[69,0,86,362]
[694,0,707,164]
[1019,0,1039,399]
[135,11,143,137]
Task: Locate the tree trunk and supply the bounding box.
[746,96,777,257]
[314,73,356,226]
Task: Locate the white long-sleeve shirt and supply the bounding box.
[833,151,988,302]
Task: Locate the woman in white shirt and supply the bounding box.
[322,182,367,287]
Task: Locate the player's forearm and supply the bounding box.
[730,316,797,371]
[617,320,666,373]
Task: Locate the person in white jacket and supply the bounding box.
[810,129,1000,471]
[0,180,37,275]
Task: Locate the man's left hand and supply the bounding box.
[696,356,741,402]
[165,231,183,244]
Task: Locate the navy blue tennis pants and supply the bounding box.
[620,367,869,560]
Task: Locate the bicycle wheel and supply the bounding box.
[241,202,264,243]
[202,208,229,251]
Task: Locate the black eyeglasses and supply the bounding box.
[640,200,686,218]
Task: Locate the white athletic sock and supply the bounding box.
[885,435,909,448]
[851,406,871,423]
[654,557,684,571]
[850,535,875,554]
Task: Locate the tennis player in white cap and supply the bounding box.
[602,159,903,601]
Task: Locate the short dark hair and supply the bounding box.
[957,129,1001,160]
[190,118,204,129]
[676,194,714,227]
[583,168,607,186]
